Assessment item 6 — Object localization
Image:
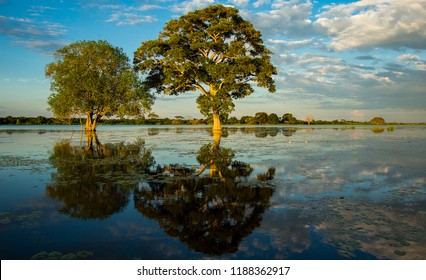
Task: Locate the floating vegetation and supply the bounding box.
[76,250,94,258]
[0,212,11,225]
[0,155,48,169]
[0,210,42,229]
[47,251,62,260]
[31,250,94,260]
[289,196,426,259]
[61,253,78,260]
[31,251,49,260]
[17,211,42,228]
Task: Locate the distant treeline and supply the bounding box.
[0,114,423,126]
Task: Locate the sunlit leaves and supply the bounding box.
[134,4,276,124]
[46,40,155,130]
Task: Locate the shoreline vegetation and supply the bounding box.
[0,115,424,127]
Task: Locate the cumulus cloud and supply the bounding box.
[316,0,426,51]
[270,48,426,113]
[397,53,426,70]
[245,0,314,37]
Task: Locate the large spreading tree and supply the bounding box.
[46,40,154,131]
[134,4,276,131]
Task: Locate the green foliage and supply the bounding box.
[134,4,276,129]
[255,112,268,124]
[267,113,280,124]
[31,250,93,260]
[46,40,154,131]
[227,116,239,124]
[282,113,298,124]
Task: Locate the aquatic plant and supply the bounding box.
[31,250,94,260]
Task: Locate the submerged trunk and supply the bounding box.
[212,110,222,132]
[85,112,101,131]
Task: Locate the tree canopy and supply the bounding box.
[46,40,154,131]
[134,4,276,131]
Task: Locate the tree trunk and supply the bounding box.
[212,110,222,132]
[85,113,94,131]
[85,112,100,131]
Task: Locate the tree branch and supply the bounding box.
[196,83,209,96]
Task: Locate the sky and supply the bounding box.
[1,0,425,122]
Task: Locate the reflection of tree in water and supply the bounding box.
[282,127,297,137]
[46,130,276,256]
[134,131,275,255]
[47,133,155,220]
[238,127,296,137]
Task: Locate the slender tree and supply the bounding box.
[134,4,276,131]
[46,40,155,131]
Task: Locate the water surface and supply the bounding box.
[1,125,425,259]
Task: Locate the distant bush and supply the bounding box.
[370,117,385,125]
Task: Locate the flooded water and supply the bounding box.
[1,125,425,260]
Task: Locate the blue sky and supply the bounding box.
[1,0,425,122]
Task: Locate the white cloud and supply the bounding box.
[397,53,426,70]
[246,0,314,37]
[0,15,31,23]
[294,53,343,66]
[253,0,270,8]
[359,73,393,84]
[91,3,160,26]
[171,0,215,14]
[228,0,250,7]
[268,38,320,49]
[397,54,421,62]
[316,0,426,51]
[106,12,158,26]
[137,5,163,12]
